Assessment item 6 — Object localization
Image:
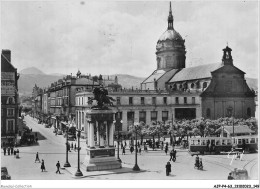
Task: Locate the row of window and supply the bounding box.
[126,111,169,124]
[169,82,208,90]
[116,96,196,105]
[76,96,197,106]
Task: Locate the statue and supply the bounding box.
[88,87,115,110]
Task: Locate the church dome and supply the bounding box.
[158,29,183,42]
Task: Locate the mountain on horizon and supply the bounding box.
[17,67,258,97]
[19,67,46,75]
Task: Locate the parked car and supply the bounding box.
[57,130,63,135]
[1,167,11,180]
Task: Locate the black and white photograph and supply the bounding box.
[1,0,259,188]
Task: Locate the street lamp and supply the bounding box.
[133,122,140,171]
[74,129,83,177]
[64,127,71,167]
[113,114,123,163]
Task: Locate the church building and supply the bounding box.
[75,2,255,135]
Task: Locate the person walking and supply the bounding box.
[11,147,14,155]
[16,149,19,158]
[228,172,234,180]
[173,149,177,162]
[13,149,16,158]
[165,145,168,155]
[74,143,77,151]
[41,159,46,172]
[35,152,40,163]
[56,161,61,174]
[7,147,10,155]
[3,147,6,156]
[138,146,142,155]
[71,143,73,149]
[130,146,134,154]
[165,162,172,176]
[169,149,174,162]
[122,146,125,155]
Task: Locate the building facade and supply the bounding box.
[1,49,20,145]
[75,3,255,137]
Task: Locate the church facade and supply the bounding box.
[75,3,255,134]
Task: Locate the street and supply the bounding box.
[1,115,258,180]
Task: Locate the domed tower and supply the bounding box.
[156,2,186,70]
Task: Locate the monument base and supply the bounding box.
[84,147,122,171]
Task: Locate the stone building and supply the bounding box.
[1,49,20,145]
[75,2,255,135]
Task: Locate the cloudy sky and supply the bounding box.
[1,0,259,78]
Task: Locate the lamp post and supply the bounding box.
[133,122,140,171]
[63,127,71,167]
[114,113,123,162]
[74,129,83,177]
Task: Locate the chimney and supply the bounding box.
[2,49,11,62]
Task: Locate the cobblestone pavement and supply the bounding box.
[1,115,258,180]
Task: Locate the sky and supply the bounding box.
[1,0,259,79]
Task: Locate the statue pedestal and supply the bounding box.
[84,147,121,171]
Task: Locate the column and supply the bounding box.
[109,122,114,147]
[146,111,151,126]
[105,121,109,147]
[87,121,90,147]
[171,108,175,121]
[89,121,95,148]
[122,111,127,132]
[134,111,139,123]
[96,121,99,145]
[157,110,162,122]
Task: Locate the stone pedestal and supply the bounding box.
[84,108,122,171]
[84,147,121,171]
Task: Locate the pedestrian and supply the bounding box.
[3,147,6,156]
[165,145,168,155]
[173,149,177,162]
[16,149,19,158]
[122,146,125,155]
[165,161,171,176]
[121,143,123,149]
[74,143,77,151]
[138,146,142,155]
[35,152,40,163]
[41,159,46,172]
[13,149,16,158]
[228,172,234,180]
[169,149,174,162]
[7,147,10,155]
[11,147,14,155]
[130,146,134,154]
[56,161,61,174]
[71,143,73,149]
[124,141,127,147]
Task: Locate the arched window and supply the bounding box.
[247,108,251,117]
[206,108,211,118]
[191,83,194,89]
[203,82,208,88]
[7,97,15,104]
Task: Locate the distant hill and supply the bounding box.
[18,71,145,96]
[17,67,257,97]
[19,67,46,75]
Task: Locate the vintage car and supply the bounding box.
[1,167,11,180]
